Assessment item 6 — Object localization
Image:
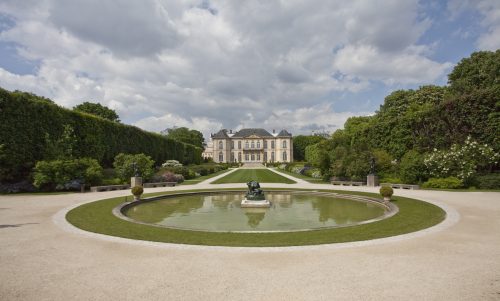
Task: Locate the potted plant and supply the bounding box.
[379,186,394,202]
[131,185,144,201]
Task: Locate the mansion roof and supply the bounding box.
[211,128,292,139]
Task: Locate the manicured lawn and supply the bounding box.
[212,169,296,184]
[274,168,329,184]
[66,188,445,247]
[180,169,233,185]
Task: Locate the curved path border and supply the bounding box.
[53,184,459,252]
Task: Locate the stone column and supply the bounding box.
[131,176,143,187]
[367,174,379,187]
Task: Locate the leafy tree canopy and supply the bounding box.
[73,102,120,122]
[163,127,204,148]
[293,135,326,161]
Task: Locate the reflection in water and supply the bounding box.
[125,192,386,232]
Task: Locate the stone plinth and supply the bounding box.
[131,177,143,187]
[367,174,379,187]
[241,198,271,208]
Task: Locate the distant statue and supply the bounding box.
[131,162,141,177]
[246,181,265,201]
[369,157,376,175]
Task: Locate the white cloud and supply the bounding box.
[0,0,454,138]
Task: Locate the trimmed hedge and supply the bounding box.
[0,88,202,182]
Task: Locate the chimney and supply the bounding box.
[230,129,232,134]
[273,129,275,134]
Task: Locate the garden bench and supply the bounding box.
[331,181,365,186]
[90,184,129,192]
[381,183,420,190]
[143,182,177,188]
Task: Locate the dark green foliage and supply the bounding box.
[293,135,326,161]
[422,177,463,189]
[33,158,103,190]
[163,127,204,148]
[379,186,393,197]
[399,150,427,184]
[474,173,500,189]
[113,153,155,181]
[0,88,202,182]
[73,101,120,122]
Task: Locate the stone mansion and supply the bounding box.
[202,128,293,163]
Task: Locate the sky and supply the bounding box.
[0,0,499,139]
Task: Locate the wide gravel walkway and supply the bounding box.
[1,171,499,300]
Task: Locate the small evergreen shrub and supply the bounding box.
[33,158,103,190]
[131,186,143,196]
[422,177,463,189]
[379,186,394,198]
[475,173,500,189]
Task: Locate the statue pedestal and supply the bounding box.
[131,177,143,187]
[241,198,271,208]
[367,174,379,187]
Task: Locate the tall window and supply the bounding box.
[218,141,223,150]
[257,141,260,148]
[238,141,241,149]
[264,141,267,149]
[245,153,249,161]
[257,153,261,161]
[238,152,242,162]
[271,152,275,162]
[271,141,275,149]
[230,153,234,162]
[219,152,223,162]
[231,141,234,149]
[251,154,255,161]
[283,140,287,148]
[251,141,255,149]
[283,151,287,161]
[264,152,267,162]
[245,141,249,149]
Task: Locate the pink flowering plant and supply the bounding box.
[424,136,499,183]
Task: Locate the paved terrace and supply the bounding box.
[1,168,499,300]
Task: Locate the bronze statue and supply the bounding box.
[245,181,266,201]
[369,157,376,175]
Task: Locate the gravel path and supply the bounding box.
[1,172,499,300]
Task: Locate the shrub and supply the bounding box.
[474,173,500,189]
[162,172,178,182]
[113,153,155,181]
[399,150,427,184]
[162,160,183,167]
[131,186,143,196]
[174,174,185,183]
[422,177,463,189]
[379,186,394,198]
[33,158,103,190]
[380,177,403,184]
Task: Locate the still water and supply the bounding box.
[124,192,386,232]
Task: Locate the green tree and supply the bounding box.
[292,135,326,161]
[113,153,155,181]
[44,124,78,160]
[73,102,120,122]
[399,150,427,184]
[163,127,204,148]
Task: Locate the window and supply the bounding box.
[245,141,249,149]
[218,141,223,150]
[257,153,260,161]
[283,151,287,161]
[251,141,255,149]
[230,153,234,162]
[271,141,275,149]
[264,141,267,149]
[238,141,241,149]
[264,152,267,162]
[238,152,242,162]
[251,154,255,161]
[271,152,275,162]
[219,152,223,162]
[257,141,260,148]
[231,141,234,149]
[283,140,287,148]
[245,153,249,161]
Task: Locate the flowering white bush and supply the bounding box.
[311,170,322,178]
[424,137,499,182]
[278,164,287,170]
[162,160,183,168]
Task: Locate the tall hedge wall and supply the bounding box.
[0,88,202,182]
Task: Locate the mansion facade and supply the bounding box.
[203,128,293,163]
